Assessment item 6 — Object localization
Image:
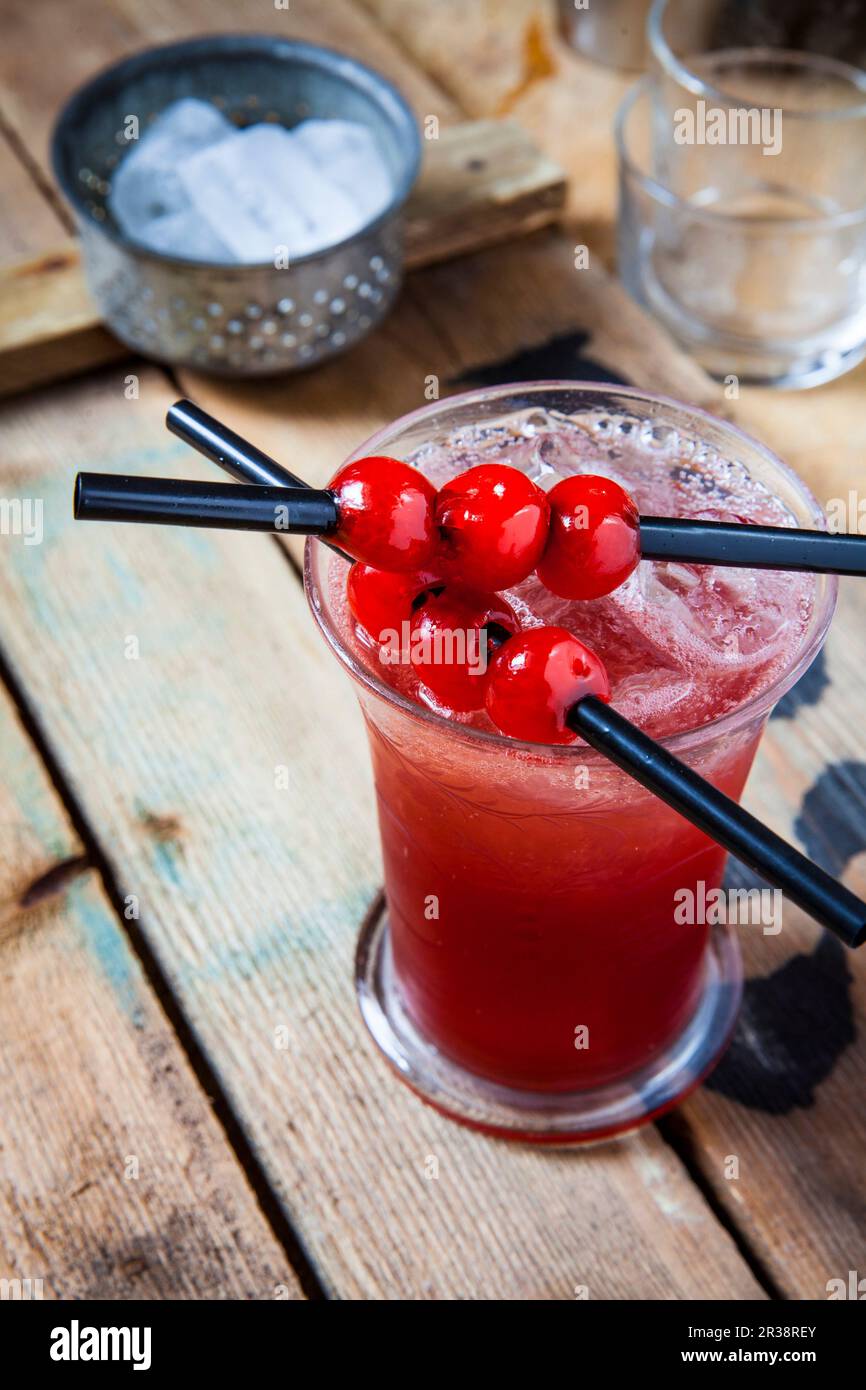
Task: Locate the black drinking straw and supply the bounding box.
[166,399,353,561]
[639,518,866,575]
[167,399,866,576]
[569,699,865,950]
[72,464,866,948]
[166,399,306,489]
[73,473,338,533]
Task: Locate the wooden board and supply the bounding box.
[0,683,303,1299]
[358,0,630,258]
[0,121,565,399]
[0,0,461,172]
[669,575,866,1299]
[0,367,764,1300]
[0,240,127,397]
[0,131,69,259]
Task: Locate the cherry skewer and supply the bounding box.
[75,467,865,579]
[72,469,866,947]
[166,400,866,579]
[165,398,354,563]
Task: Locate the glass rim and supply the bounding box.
[647,0,866,121]
[616,77,866,230]
[304,380,837,763]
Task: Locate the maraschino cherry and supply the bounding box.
[347,563,443,643]
[485,626,610,744]
[329,456,438,571]
[410,587,519,713]
[537,474,640,600]
[435,463,550,591]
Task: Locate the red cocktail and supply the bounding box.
[305,384,835,1142]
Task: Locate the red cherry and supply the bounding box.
[485,626,610,744]
[347,563,443,643]
[409,587,519,714]
[435,464,550,591]
[329,455,437,571]
[536,474,640,600]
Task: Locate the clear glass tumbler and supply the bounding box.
[305,383,835,1143]
[619,66,866,386]
[615,2,866,386]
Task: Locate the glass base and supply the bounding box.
[356,913,743,1145]
[686,338,866,391]
[630,259,866,389]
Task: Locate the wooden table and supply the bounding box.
[1,0,864,1301]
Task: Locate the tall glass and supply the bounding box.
[305,384,835,1143]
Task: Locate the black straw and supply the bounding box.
[169,399,863,578]
[166,399,353,562]
[640,517,866,575]
[74,473,338,534]
[166,399,306,488]
[76,403,865,948]
[569,697,865,949]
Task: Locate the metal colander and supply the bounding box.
[51,35,421,376]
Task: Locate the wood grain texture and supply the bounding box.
[358,0,630,259]
[0,132,68,259]
[0,685,302,1299]
[0,368,764,1300]
[0,0,459,176]
[406,118,565,266]
[670,577,866,1300]
[0,239,126,397]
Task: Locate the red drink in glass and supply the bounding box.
[306,384,835,1142]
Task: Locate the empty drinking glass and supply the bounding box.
[616,0,866,387]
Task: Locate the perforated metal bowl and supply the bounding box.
[51,35,421,376]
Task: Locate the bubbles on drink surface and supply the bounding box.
[333,406,817,739]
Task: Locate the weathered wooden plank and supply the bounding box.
[0,367,764,1299]
[6,0,856,1302]
[0,121,565,399]
[405,118,566,265]
[0,0,460,178]
[0,239,126,397]
[0,683,303,1299]
[669,577,866,1299]
[0,133,68,259]
[358,0,630,258]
